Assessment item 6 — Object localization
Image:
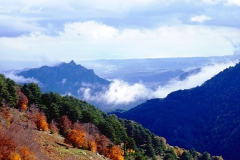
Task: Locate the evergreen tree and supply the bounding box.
[0,75,18,107]
[164,148,177,160]
[21,83,42,106]
[200,152,211,160]
[181,151,193,160]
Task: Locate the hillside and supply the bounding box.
[0,74,223,160]
[17,60,110,96]
[119,63,240,160]
[0,105,110,160]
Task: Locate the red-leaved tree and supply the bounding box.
[59,115,72,134]
[0,131,16,159]
[27,106,48,131]
[17,91,28,111]
[49,119,59,134]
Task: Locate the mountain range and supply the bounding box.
[78,56,239,86]
[14,58,235,110]
[118,62,240,160]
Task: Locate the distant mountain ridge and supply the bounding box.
[119,62,240,160]
[17,60,110,97]
[178,68,201,81]
[78,56,238,85]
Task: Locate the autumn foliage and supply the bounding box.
[0,105,43,160]
[59,115,72,133]
[89,140,97,152]
[0,74,225,160]
[36,112,48,131]
[8,152,22,160]
[49,120,59,134]
[95,135,111,156]
[59,115,125,160]
[17,91,28,111]
[64,122,86,148]
[0,130,38,160]
[27,106,48,131]
[0,132,16,159]
[107,145,124,160]
[0,105,11,126]
[20,146,38,160]
[0,104,125,160]
[66,129,87,148]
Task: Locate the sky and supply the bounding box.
[0,0,240,65]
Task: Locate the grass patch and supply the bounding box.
[55,146,89,159]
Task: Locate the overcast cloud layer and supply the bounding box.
[0,0,240,65]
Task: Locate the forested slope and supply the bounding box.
[0,74,222,160]
[119,63,240,160]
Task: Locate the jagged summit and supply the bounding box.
[69,60,76,65]
[60,60,77,67]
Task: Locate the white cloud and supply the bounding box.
[226,0,240,6]
[80,80,151,105]
[191,15,212,23]
[61,78,67,85]
[100,80,151,104]
[0,0,158,22]
[202,0,224,5]
[152,60,237,97]
[0,0,240,64]
[3,71,39,84]
[0,0,240,39]
[81,82,93,87]
[64,21,119,42]
[77,0,157,13]
[80,60,238,106]
[61,92,72,97]
[1,21,239,62]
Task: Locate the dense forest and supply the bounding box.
[0,74,223,160]
[119,63,240,160]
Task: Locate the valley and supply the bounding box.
[1,56,240,159]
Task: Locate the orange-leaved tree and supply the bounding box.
[107,145,124,160]
[36,112,48,131]
[65,121,87,148]
[88,140,97,152]
[20,146,38,160]
[8,152,22,160]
